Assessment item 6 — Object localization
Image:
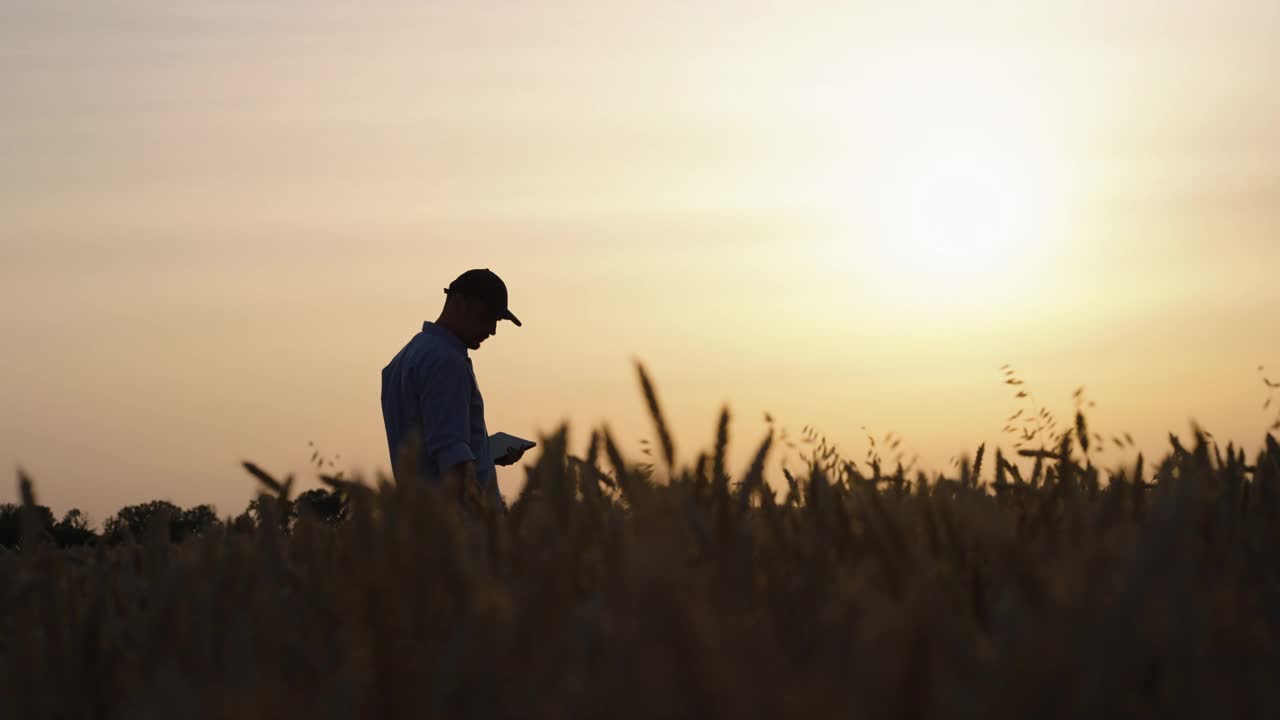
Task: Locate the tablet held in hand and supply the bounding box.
[489,432,537,463]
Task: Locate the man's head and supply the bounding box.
[439,269,522,350]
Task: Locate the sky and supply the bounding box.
[3,1,1279,522]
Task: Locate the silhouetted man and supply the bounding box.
[381,269,527,505]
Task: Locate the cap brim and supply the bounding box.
[501,308,522,327]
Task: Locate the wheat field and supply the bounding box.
[2,366,1279,719]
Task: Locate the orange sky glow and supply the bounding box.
[3,1,1279,520]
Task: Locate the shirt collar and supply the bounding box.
[422,321,468,357]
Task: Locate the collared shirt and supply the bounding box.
[381,321,496,490]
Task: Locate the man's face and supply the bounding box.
[457,296,500,350]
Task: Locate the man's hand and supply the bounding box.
[494,445,530,467]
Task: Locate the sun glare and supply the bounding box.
[819,49,1066,306]
[866,141,1051,287]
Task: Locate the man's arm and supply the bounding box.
[439,460,478,492]
[419,357,475,480]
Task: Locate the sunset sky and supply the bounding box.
[3,1,1279,521]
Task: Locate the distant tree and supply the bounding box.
[103,500,216,544]
[103,500,181,543]
[0,503,22,548]
[58,507,91,530]
[51,508,98,548]
[243,495,292,529]
[173,504,218,541]
[242,497,265,526]
[0,503,55,549]
[229,507,256,534]
[294,488,348,524]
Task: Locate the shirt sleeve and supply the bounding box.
[419,356,476,475]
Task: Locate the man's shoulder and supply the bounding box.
[399,332,469,375]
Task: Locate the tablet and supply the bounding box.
[489,431,537,458]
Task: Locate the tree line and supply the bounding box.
[0,487,347,549]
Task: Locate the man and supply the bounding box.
[381,268,528,503]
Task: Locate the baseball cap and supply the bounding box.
[444,269,522,327]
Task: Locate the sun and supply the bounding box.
[865,141,1051,288]
[815,49,1067,306]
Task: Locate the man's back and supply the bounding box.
[381,321,496,489]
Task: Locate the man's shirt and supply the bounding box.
[381,321,496,489]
